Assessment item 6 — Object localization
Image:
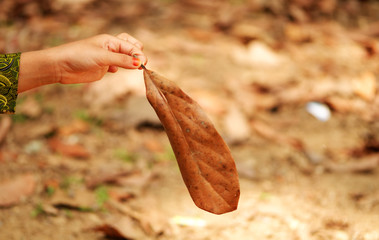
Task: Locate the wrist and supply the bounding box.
[18,49,58,93]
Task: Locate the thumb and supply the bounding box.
[103,51,141,69]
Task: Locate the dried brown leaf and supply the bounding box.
[108,200,153,233]
[85,169,133,189]
[50,189,95,210]
[352,72,376,101]
[251,120,304,151]
[324,154,379,173]
[108,189,134,202]
[93,215,146,240]
[143,68,240,214]
[58,120,90,137]
[48,137,90,159]
[223,103,251,144]
[0,174,36,207]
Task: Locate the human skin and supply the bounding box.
[17,33,147,93]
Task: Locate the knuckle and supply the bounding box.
[117,32,129,40]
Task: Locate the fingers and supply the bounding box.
[103,51,143,70]
[111,33,148,66]
[97,33,148,70]
[116,33,144,50]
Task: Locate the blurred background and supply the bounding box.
[1,0,379,239]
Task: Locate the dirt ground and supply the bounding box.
[1,0,379,239]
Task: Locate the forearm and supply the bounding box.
[18,49,58,93]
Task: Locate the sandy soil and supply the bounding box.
[1,1,379,239]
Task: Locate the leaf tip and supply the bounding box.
[193,187,240,215]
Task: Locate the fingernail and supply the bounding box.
[133,58,140,67]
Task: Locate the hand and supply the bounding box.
[18,33,147,93]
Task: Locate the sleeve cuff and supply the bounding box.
[0,52,20,113]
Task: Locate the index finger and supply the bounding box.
[107,35,148,66]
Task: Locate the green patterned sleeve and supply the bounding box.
[0,53,20,113]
